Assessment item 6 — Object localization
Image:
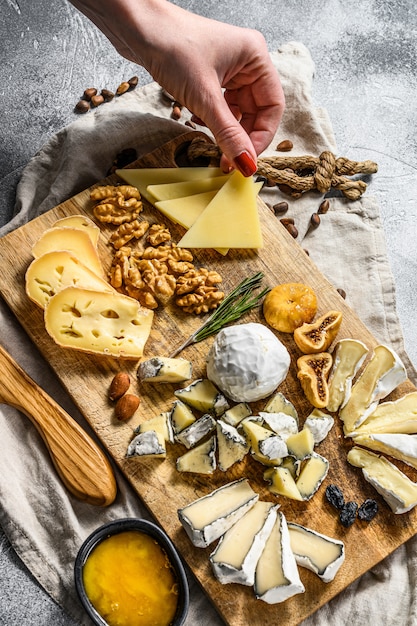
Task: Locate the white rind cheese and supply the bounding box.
[137,356,192,383]
[169,400,196,435]
[259,412,298,440]
[174,378,229,416]
[176,436,217,475]
[351,391,417,435]
[347,446,417,513]
[222,402,252,427]
[285,428,315,460]
[327,338,369,412]
[295,453,329,501]
[135,411,174,443]
[264,467,303,501]
[210,502,278,586]
[287,522,345,582]
[126,430,166,459]
[262,392,298,424]
[176,413,216,449]
[352,432,417,470]
[242,420,287,465]
[254,512,305,604]
[206,323,290,402]
[178,479,259,547]
[304,409,334,444]
[216,420,249,471]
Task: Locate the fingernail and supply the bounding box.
[234,151,257,177]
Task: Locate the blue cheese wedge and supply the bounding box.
[347,446,417,513]
[135,411,174,443]
[242,420,287,465]
[169,400,196,435]
[254,512,305,603]
[264,467,303,501]
[295,453,329,500]
[178,479,259,547]
[210,502,278,586]
[339,345,407,434]
[176,436,216,474]
[285,428,315,460]
[137,356,192,383]
[174,378,229,416]
[126,430,166,459]
[176,413,216,449]
[304,409,334,444]
[326,338,369,412]
[222,402,252,427]
[262,392,299,425]
[352,433,417,470]
[216,420,249,471]
[259,412,298,440]
[351,391,417,435]
[287,522,345,582]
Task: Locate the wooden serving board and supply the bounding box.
[0,131,416,626]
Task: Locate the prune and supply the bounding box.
[339,501,358,527]
[325,484,345,510]
[358,499,378,522]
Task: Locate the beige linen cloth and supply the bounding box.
[1,41,416,625]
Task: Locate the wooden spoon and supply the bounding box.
[0,344,117,506]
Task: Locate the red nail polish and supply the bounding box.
[234,151,257,177]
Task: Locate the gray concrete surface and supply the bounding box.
[0,0,416,623]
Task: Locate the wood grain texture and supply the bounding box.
[0,132,416,626]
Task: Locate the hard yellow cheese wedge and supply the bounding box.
[44,286,153,359]
[148,175,230,202]
[177,170,263,249]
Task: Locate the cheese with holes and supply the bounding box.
[136,412,174,443]
[53,214,100,247]
[264,467,303,501]
[216,419,249,471]
[352,391,417,435]
[137,356,192,383]
[44,286,153,358]
[126,430,166,458]
[326,338,369,412]
[287,523,345,582]
[222,402,252,427]
[169,400,196,435]
[174,379,229,416]
[176,435,216,474]
[178,479,259,547]
[295,453,329,500]
[210,501,278,586]
[285,428,315,460]
[31,226,104,278]
[304,409,334,444]
[352,433,417,470]
[176,414,216,448]
[25,250,114,309]
[147,175,230,202]
[339,345,407,434]
[116,166,224,202]
[347,446,417,513]
[177,171,263,249]
[254,512,305,604]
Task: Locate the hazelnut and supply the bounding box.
[83,87,97,101]
[74,99,90,114]
[127,75,139,88]
[116,81,130,95]
[101,88,115,102]
[91,94,105,107]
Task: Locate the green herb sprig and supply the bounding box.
[170,272,270,357]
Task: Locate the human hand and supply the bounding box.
[69,0,285,176]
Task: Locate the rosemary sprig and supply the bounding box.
[169,272,270,357]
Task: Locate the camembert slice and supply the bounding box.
[222,402,252,427]
[137,356,192,383]
[264,467,303,501]
[178,479,259,548]
[254,512,305,604]
[210,501,278,586]
[347,446,417,513]
[259,412,298,441]
[352,391,417,435]
[287,522,345,582]
[52,214,100,247]
[295,453,329,500]
[216,419,249,471]
[176,414,216,449]
[242,420,287,465]
[326,338,369,412]
[136,412,174,443]
[304,409,334,445]
[262,392,298,424]
[176,435,216,475]
[352,433,417,470]
[285,428,315,460]
[169,400,196,435]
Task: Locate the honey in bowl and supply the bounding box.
[75,519,189,626]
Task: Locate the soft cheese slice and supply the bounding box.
[339,345,407,435]
[137,356,192,383]
[177,170,263,249]
[147,175,230,202]
[295,453,329,500]
[259,412,298,441]
[44,286,153,359]
[210,501,278,586]
[136,412,174,443]
[242,420,287,464]
[326,339,369,412]
[178,478,259,548]
[254,512,305,604]
[352,433,417,470]
[25,250,114,309]
[176,435,217,474]
[304,409,334,445]
[264,467,303,501]
[222,402,252,427]
[31,227,104,278]
[347,446,417,513]
[263,392,299,424]
[352,392,417,435]
[53,214,100,247]
[216,419,249,471]
[286,428,315,460]
[126,430,166,459]
[287,523,345,582]
[176,413,216,449]
[116,167,224,203]
[174,379,229,416]
[169,400,196,435]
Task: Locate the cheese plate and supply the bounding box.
[0,131,416,626]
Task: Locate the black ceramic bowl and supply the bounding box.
[74,518,189,626]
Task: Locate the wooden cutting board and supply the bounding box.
[0,131,416,626]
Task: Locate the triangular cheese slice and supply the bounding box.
[177,171,263,249]
[147,175,230,202]
[116,167,224,202]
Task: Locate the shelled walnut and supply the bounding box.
[109,219,150,249]
[90,185,142,224]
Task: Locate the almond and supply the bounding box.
[115,394,140,421]
[109,372,130,401]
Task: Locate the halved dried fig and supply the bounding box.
[297,352,333,408]
[294,310,343,354]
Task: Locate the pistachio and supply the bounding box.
[276,139,293,152]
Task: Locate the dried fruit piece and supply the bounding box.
[357,499,378,522]
[263,283,317,333]
[294,310,343,354]
[325,484,345,510]
[339,501,358,527]
[297,352,332,408]
[109,372,130,401]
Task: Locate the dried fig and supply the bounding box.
[294,310,343,354]
[297,352,332,408]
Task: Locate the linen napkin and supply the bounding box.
[1,41,416,626]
